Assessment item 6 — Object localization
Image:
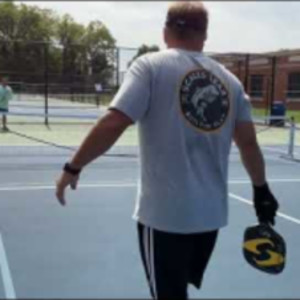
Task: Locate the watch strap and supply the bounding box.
[63,163,81,175]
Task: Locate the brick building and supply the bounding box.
[212,49,300,111]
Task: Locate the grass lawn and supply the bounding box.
[252,108,300,124]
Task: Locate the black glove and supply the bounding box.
[253,183,279,225]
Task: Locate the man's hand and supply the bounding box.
[56,172,79,206]
[54,109,132,206]
[253,183,279,225]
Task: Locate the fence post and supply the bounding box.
[244,53,250,93]
[116,47,120,88]
[270,55,277,113]
[265,77,270,118]
[44,42,49,126]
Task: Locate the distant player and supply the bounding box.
[0,76,13,132]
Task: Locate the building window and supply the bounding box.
[287,72,300,98]
[250,75,264,97]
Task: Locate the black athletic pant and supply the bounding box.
[137,222,218,300]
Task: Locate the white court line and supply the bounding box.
[0,234,16,299]
[0,182,136,192]
[229,178,300,184]
[1,178,300,192]
[229,193,300,225]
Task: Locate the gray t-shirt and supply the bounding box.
[109,48,252,234]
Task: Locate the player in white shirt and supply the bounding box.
[56,2,279,299]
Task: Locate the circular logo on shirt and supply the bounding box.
[179,69,230,131]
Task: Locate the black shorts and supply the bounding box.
[137,222,218,300]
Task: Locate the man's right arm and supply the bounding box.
[234,121,266,186]
[234,121,279,225]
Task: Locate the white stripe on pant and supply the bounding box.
[143,226,157,299]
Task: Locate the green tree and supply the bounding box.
[0,2,117,88]
[14,4,55,41]
[0,1,18,41]
[0,1,56,81]
[0,1,55,41]
[55,14,86,78]
[128,44,160,67]
[83,20,116,87]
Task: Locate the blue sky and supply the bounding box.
[17,1,300,54]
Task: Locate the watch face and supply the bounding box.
[179,69,230,131]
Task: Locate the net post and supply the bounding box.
[288,116,295,159]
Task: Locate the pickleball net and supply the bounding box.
[0,111,138,158]
[0,111,298,161]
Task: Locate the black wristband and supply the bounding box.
[253,183,273,203]
[252,182,278,226]
[253,183,269,196]
[63,163,81,176]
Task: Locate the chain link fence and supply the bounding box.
[0,40,138,123]
[2,40,299,125]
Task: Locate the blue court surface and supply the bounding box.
[0,143,299,299]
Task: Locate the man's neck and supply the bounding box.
[166,39,204,52]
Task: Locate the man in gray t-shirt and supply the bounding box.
[56,1,279,299]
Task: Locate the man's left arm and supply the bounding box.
[56,55,151,206]
[55,109,133,206]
